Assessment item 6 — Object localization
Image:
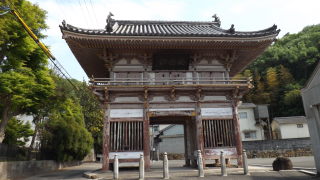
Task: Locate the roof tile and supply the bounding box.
[273,116,307,124]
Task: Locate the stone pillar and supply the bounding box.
[143,101,150,170]
[232,100,243,167]
[196,103,205,168]
[102,102,111,171]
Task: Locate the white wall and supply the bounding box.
[280,123,310,139]
[238,108,264,141]
[271,120,281,139]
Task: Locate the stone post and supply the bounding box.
[198,150,204,177]
[139,153,144,180]
[243,149,249,175]
[113,154,119,179]
[163,152,169,179]
[221,151,227,176]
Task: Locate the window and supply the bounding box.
[244,132,256,139]
[239,112,247,119]
[297,124,303,128]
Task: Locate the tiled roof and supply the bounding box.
[239,103,256,109]
[60,18,280,38]
[273,116,307,124]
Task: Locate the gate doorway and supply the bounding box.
[150,116,197,167]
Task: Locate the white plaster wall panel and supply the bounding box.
[114,66,144,68]
[176,96,192,101]
[152,96,166,101]
[203,96,227,101]
[117,58,127,64]
[110,109,143,118]
[131,58,140,64]
[238,108,264,141]
[201,108,232,116]
[114,97,140,102]
[150,108,195,111]
[109,151,143,159]
[197,66,224,69]
[186,72,193,84]
[212,59,222,65]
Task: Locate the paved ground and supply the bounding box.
[14,157,319,180]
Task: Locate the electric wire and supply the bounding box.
[55,0,70,23]
[68,0,76,14]
[89,0,99,28]
[77,0,89,29]
[83,0,94,29]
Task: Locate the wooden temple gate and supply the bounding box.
[60,13,279,170]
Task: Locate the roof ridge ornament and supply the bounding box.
[228,24,235,34]
[106,12,114,32]
[212,14,221,27]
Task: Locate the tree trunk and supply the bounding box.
[27,115,41,160]
[0,94,22,143]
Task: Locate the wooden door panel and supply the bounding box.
[128,72,143,85]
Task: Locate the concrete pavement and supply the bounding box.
[14,157,318,179]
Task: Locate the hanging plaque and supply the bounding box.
[152,54,189,70]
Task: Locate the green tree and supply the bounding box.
[40,98,94,162]
[0,0,55,143]
[242,24,320,118]
[2,117,33,146]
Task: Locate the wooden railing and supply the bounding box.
[90,77,252,86]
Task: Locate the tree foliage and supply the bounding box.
[40,98,93,162]
[2,117,33,146]
[0,0,55,143]
[240,24,320,118]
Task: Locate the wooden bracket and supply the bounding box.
[171,86,175,100]
[104,87,110,102]
[233,86,239,98]
[196,86,202,99]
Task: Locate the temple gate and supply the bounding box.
[60,13,280,170]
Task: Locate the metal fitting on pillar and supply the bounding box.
[243,149,249,175]
[163,152,169,179]
[139,153,144,180]
[114,154,119,179]
[197,150,204,177]
[220,151,227,176]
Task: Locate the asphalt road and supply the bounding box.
[15,163,100,180]
[16,157,317,180]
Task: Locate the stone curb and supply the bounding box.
[299,170,317,176]
[83,172,98,179]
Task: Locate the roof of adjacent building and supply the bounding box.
[159,125,184,136]
[60,19,280,38]
[273,116,307,124]
[239,103,257,109]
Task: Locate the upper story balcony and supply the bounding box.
[90,76,252,87]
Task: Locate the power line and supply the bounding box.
[89,0,99,28]
[83,0,94,29]
[55,0,70,23]
[77,0,89,29]
[68,0,76,14]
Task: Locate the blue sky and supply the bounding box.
[28,0,320,81]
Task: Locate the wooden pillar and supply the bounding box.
[195,102,205,167]
[143,102,150,170]
[189,118,196,167]
[232,100,243,167]
[102,102,111,171]
[183,121,190,166]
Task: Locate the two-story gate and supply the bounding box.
[60,13,279,170]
